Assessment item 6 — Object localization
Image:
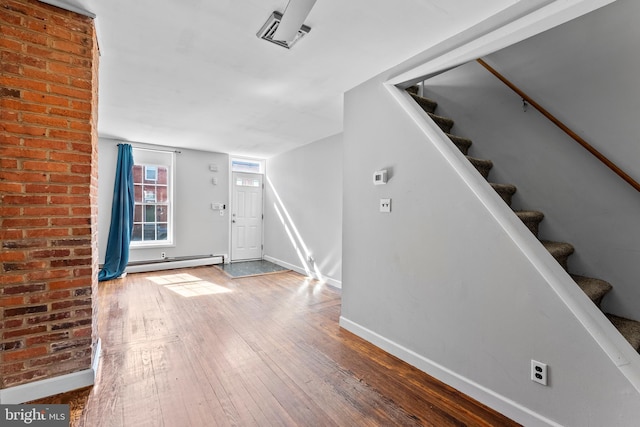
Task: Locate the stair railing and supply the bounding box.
[476,58,640,193]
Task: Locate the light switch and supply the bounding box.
[380,198,391,213]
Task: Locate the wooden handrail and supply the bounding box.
[476,58,640,193]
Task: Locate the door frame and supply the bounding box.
[229,170,264,263]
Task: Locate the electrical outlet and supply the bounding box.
[531,360,548,386]
[161,252,166,259]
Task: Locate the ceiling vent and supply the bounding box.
[257,11,310,49]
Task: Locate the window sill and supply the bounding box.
[130,242,175,250]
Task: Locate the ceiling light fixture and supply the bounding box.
[257,11,310,49]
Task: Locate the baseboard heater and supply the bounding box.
[125,254,224,274]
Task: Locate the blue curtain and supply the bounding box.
[99,144,135,281]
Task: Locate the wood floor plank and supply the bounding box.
[79,267,519,427]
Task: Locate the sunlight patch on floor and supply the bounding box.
[147,273,232,297]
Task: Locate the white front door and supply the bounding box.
[231,172,263,261]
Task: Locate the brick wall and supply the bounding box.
[0,0,98,391]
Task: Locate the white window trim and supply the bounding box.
[130,148,176,249]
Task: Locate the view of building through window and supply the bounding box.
[132,164,170,243]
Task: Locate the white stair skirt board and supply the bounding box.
[339,317,563,427]
[263,255,342,289]
[0,339,102,404]
[125,255,223,274]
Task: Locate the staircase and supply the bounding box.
[407,86,640,353]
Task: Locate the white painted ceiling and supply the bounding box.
[50,0,517,157]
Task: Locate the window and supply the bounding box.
[231,158,264,174]
[235,177,261,187]
[144,165,158,181]
[131,148,174,246]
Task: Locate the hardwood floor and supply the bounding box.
[80,266,519,426]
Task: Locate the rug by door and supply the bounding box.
[215,260,290,278]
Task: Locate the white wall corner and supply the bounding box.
[263,255,342,289]
[0,339,101,404]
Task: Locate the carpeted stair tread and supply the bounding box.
[409,92,438,113]
[541,240,575,270]
[427,112,454,133]
[446,133,472,155]
[466,156,493,179]
[406,86,419,94]
[606,314,640,352]
[515,210,545,237]
[490,183,517,206]
[571,275,612,306]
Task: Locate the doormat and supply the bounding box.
[215,260,290,278]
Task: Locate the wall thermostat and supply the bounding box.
[373,170,388,185]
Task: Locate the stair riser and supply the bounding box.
[607,314,640,352]
[542,242,574,272]
[448,136,472,155]
[428,113,454,133]
[410,94,437,113]
[468,161,492,179]
[572,275,613,307]
[520,220,540,238]
[495,190,513,206]
[552,254,569,271]
[490,184,516,207]
[515,213,544,238]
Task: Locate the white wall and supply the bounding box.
[98,138,229,264]
[486,0,640,185]
[264,134,342,287]
[342,71,640,427]
[423,0,640,320]
[340,1,640,425]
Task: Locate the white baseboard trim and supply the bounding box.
[126,255,223,274]
[0,370,94,405]
[0,338,102,404]
[263,255,342,289]
[338,316,561,427]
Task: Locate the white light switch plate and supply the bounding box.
[380,198,391,213]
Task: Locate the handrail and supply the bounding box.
[476,58,640,193]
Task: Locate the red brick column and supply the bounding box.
[0,0,98,391]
